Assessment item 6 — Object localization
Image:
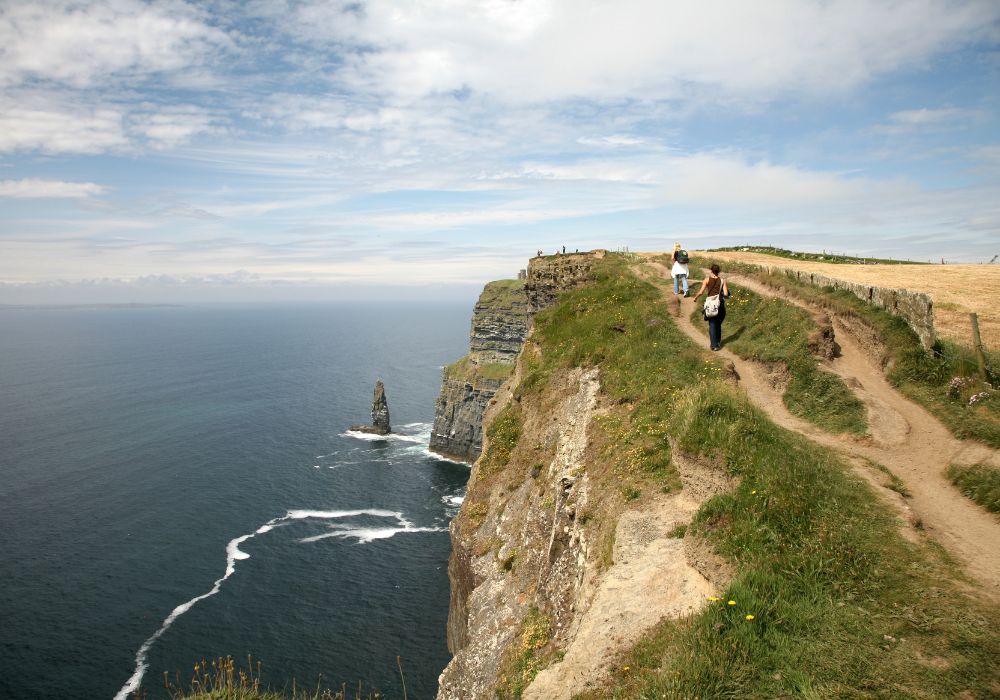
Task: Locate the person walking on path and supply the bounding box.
[670,243,690,296]
[692,263,730,351]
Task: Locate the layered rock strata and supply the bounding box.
[429,280,529,462]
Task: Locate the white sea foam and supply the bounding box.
[422,448,470,465]
[114,507,424,700]
[299,523,445,544]
[342,429,429,445]
[442,494,465,508]
[341,430,390,441]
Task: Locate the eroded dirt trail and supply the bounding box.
[644,262,1000,599]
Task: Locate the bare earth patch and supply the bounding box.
[524,450,734,700]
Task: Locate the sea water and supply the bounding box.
[0,303,471,699]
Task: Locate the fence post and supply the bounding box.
[970,313,988,382]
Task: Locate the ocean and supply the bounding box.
[0,303,472,700]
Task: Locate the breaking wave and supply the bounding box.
[114,508,438,700]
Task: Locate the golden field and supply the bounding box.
[692,251,1000,352]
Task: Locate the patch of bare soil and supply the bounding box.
[644,262,1000,601]
[523,449,735,700]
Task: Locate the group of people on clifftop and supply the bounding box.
[670,243,731,352]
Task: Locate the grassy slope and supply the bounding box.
[711,259,1000,448]
[443,354,514,382]
[478,278,528,307]
[683,280,867,435]
[549,259,999,699]
[948,463,1000,516]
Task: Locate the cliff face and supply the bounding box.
[429,280,530,463]
[437,252,732,699]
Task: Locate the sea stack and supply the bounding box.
[349,379,391,435]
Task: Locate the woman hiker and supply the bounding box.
[670,243,690,296]
[692,263,730,351]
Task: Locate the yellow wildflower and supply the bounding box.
[745,614,754,620]
[728,600,736,605]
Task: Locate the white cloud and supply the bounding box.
[287,0,1000,105]
[0,0,231,88]
[872,107,983,135]
[577,135,648,147]
[129,106,224,148]
[0,178,109,199]
[659,154,904,207]
[0,101,127,154]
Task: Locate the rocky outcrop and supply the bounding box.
[525,252,598,313]
[438,367,603,700]
[348,379,390,435]
[429,281,529,462]
[439,251,710,700]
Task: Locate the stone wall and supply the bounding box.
[756,265,936,350]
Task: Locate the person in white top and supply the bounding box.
[671,243,690,296]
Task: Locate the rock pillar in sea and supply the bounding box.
[372,379,390,434]
[348,379,391,435]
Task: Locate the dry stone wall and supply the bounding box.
[756,264,936,350]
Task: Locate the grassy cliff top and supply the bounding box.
[477,279,527,308]
[475,253,999,699]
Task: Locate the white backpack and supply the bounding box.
[703,279,723,317]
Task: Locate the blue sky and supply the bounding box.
[1,0,998,303]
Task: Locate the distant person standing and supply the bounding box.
[671,243,690,296]
[692,263,730,351]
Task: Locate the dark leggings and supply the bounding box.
[707,306,726,349]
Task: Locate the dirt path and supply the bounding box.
[644,262,1000,599]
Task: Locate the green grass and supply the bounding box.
[478,279,528,308]
[578,381,1000,699]
[444,354,515,382]
[496,608,556,699]
[713,261,1000,447]
[503,258,998,699]
[520,254,712,500]
[685,282,867,435]
[479,405,522,473]
[157,656,388,700]
[947,463,1000,515]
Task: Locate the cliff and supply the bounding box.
[434,251,1000,700]
[429,280,530,462]
[435,251,720,699]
